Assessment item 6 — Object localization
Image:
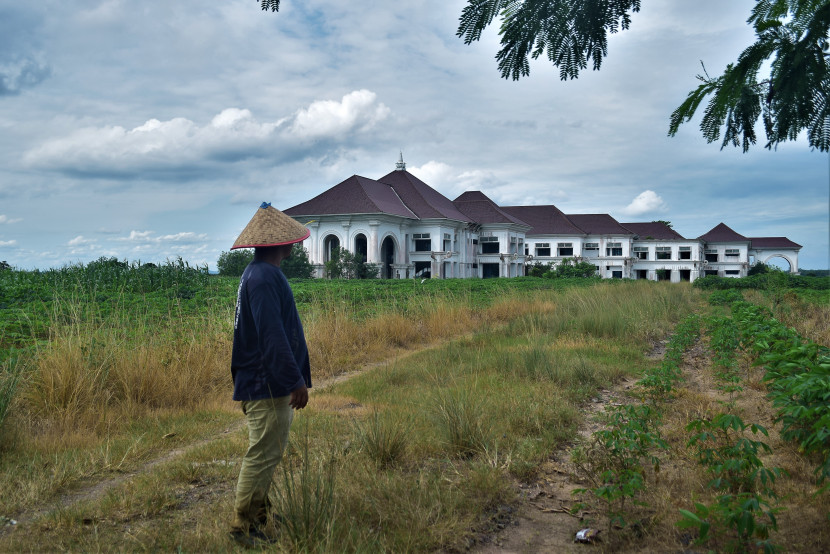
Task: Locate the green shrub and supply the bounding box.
[281,245,315,279]
[216,249,253,276]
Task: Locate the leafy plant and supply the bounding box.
[573,404,668,531]
[545,257,599,278]
[638,313,700,403]
[682,413,783,552]
[324,246,379,279]
[217,249,253,276]
[280,244,315,279]
[731,301,830,484]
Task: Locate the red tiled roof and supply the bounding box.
[284,175,417,219]
[453,191,530,226]
[621,222,686,240]
[566,214,633,235]
[501,205,585,236]
[698,223,748,242]
[378,170,472,222]
[750,237,802,249]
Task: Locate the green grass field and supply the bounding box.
[0,263,827,552]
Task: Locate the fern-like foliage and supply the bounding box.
[457,0,641,81]
[669,0,830,151]
[259,0,280,12]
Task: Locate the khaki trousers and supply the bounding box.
[232,396,293,532]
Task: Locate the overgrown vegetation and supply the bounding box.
[0,260,701,552]
[1,261,828,552]
[323,246,379,279]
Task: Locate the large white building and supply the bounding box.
[284,156,802,282]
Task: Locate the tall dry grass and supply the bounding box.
[506,280,700,344]
[743,289,830,346]
[17,304,234,443]
[305,288,509,379]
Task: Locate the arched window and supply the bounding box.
[323,235,340,263]
[354,234,368,263]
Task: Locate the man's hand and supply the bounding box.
[289,385,308,410]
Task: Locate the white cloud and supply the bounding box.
[408,161,455,188]
[157,232,208,242]
[122,230,154,241]
[408,161,504,199]
[0,239,17,246]
[0,215,22,224]
[289,90,390,139]
[23,91,389,177]
[619,190,668,217]
[117,230,207,243]
[67,235,93,246]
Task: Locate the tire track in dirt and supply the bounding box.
[470,340,669,554]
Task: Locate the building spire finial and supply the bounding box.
[395,151,406,171]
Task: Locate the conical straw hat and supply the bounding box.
[232,202,310,249]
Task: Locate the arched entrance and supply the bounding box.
[380,236,395,279]
[763,255,793,273]
[354,234,368,263]
[323,235,340,263]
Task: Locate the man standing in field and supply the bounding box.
[229,202,312,546]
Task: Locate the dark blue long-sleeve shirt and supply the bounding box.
[231,261,311,401]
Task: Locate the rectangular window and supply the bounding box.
[413,233,430,239]
[414,261,431,278]
[535,245,551,257]
[557,242,573,256]
[606,242,622,256]
[612,271,623,279]
[656,246,671,260]
[725,249,740,257]
[443,233,451,240]
[633,246,648,260]
[584,243,599,249]
[704,249,718,263]
[725,270,740,276]
[481,236,499,254]
[679,246,691,260]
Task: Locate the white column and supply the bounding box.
[369,222,379,263]
[309,223,320,264]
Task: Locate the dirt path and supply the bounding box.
[471,376,642,554]
[470,340,673,554]
[0,339,456,536]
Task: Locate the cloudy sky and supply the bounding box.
[1,0,827,271]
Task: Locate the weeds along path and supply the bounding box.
[473,322,830,553]
[0,336,468,536]
[470,356,653,553]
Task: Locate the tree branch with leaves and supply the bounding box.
[258,0,829,151]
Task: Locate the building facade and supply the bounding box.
[283,156,802,281]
